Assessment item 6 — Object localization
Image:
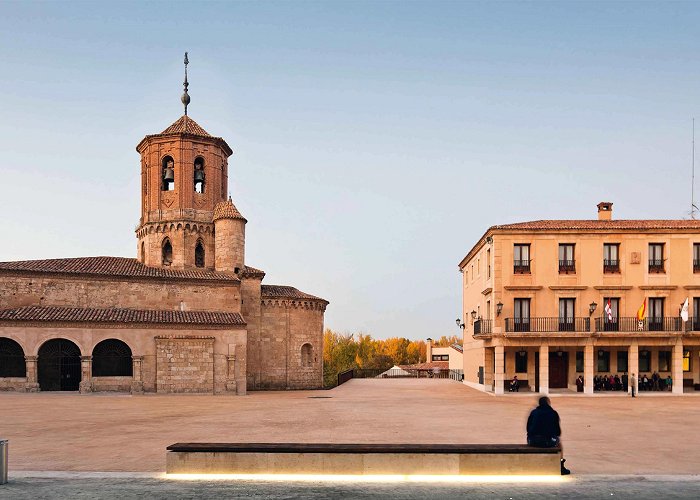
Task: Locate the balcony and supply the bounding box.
[473,319,492,335]
[505,317,590,333]
[648,259,665,273]
[694,259,700,273]
[558,259,575,274]
[513,260,531,274]
[603,259,620,273]
[595,316,683,332]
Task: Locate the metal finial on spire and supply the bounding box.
[181,52,191,115]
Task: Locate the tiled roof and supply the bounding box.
[0,306,245,325]
[491,220,700,231]
[160,115,211,136]
[213,198,246,222]
[261,285,328,303]
[400,361,449,371]
[450,343,463,353]
[240,265,265,279]
[0,257,240,282]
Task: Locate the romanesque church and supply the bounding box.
[0,65,328,394]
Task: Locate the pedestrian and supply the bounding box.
[666,375,672,392]
[526,396,570,475]
[630,372,637,397]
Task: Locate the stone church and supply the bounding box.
[0,62,328,394]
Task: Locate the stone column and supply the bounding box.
[494,345,505,395]
[673,341,684,395]
[131,356,144,394]
[692,348,700,385]
[79,356,92,394]
[584,343,594,395]
[24,355,39,392]
[483,347,494,392]
[629,342,639,395]
[539,344,549,394]
[226,345,238,394]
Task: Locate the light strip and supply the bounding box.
[165,473,566,483]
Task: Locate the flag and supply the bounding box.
[637,298,647,321]
[681,298,689,322]
[605,298,613,321]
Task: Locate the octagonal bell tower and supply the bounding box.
[135,54,233,270]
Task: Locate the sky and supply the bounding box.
[1,1,699,340]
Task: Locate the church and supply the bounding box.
[0,57,328,394]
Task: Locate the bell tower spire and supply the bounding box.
[181,52,190,116]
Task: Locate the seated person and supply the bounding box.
[527,396,570,475]
[509,376,520,392]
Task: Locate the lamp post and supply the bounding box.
[589,302,598,316]
[455,319,465,330]
[496,302,503,316]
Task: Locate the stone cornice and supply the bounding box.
[481,287,493,296]
[504,286,543,291]
[261,298,327,312]
[639,285,678,290]
[593,286,633,290]
[0,321,245,330]
[549,286,588,291]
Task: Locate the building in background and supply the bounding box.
[426,340,463,371]
[459,202,700,395]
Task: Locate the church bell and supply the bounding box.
[194,170,205,182]
[163,167,175,182]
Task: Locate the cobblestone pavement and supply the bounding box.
[2,379,700,474]
[2,474,700,499]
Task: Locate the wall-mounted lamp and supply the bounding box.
[589,302,598,315]
[557,350,564,357]
[517,349,527,357]
[598,349,605,357]
[486,236,493,244]
[455,319,465,330]
[426,337,433,344]
[496,302,504,316]
[470,310,477,321]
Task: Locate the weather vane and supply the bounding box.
[182,52,190,116]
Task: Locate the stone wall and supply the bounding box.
[155,336,214,393]
[240,277,263,389]
[0,274,240,313]
[92,376,132,392]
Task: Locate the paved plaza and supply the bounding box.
[1,378,700,476]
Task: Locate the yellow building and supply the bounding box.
[458,202,700,395]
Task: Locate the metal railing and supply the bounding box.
[513,260,531,274]
[648,259,665,273]
[473,319,493,334]
[595,316,683,332]
[694,259,700,273]
[603,259,620,273]
[558,259,575,273]
[337,367,462,386]
[505,317,589,333]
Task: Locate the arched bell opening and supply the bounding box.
[195,240,205,268]
[162,238,173,266]
[194,157,205,194]
[162,155,175,191]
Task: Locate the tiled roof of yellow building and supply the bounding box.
[492,219,700,231]
[0,306,245,325]
[213,198,247,222]
[0,256,240,282]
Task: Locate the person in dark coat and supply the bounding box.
[527,396,570,475]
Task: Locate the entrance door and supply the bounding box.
[549,352,569,389]
[38,339,81,391]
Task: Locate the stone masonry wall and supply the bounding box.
[155,337,215,393]
[240,277,262,389]
[0,275,240,313]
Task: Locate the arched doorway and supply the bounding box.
[92,339,133,377]
[38,339,81,391]
[0,337,26,377]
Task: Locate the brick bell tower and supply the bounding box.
[135,53,234,270]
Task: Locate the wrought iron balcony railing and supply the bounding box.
[505,317,589,333]
[603,259,620,273]
[694,259,700,273]
[595,316,683,332]
[648,259,665,273]
[513,260,531,274]
[558,259,576,273]
[473,319,493,335]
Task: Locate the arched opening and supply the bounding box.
[140,241,146,263]
[195,240,205,268]
[162,155,175,191]
[301,343,313,368]
[162,238,173,266]
[0,338,26,377]
[194,157,205,194]
[92,339,133,377]
[38,339,81,391]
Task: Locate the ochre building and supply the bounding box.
[0,113,328,394]
[459,202,700,395]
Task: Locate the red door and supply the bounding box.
[549,352,569,389]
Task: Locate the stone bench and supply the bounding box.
[166,442,562,476]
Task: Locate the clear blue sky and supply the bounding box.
[1,1,699,340]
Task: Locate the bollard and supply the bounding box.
[0,439,7,484]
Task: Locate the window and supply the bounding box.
[604,244,620,273]
[513,298,530,332]
[649,243,664,273]
[559,298,575,331]
[658,351,671,372]
[194,157,205,193]
[694,244,700,273]
[162,156,175,191]
[602,297,620,331]
[477,258,480,276]
[432,354,449,361]
[648,298,664,331]
[514,244,530,273]
[597,350,610,372]
[487,249,491,278]
[617,351,628,372]
[515,351,528,373]
[92,339,133,377]
[195,241,205,268]
[575,351,584,372]
[162,238,173,266]
[694,298,700,331]
[639,350,651,372]
[301,343,313,367]
[486,300,491,321]
[559,244,575,273]
[684,350,691,372]
[0,337,26,377]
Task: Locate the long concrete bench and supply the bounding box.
[166,442,562,476]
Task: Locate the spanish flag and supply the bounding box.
[637,298,647,321]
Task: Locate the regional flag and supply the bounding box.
[681,297,689,322]
[637,298,647,321]
[605,298,613,321]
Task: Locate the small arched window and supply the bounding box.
[0,337,26,377]
[301,343,313,368]
[162,238,173,266]
[141,242,146,263]
[162,156,175,191]
[194,157,205,194]
[195,241,205,268]
[92,339,133,377]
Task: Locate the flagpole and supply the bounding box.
[692,118,696,219]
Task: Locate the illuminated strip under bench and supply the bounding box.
[165,443,562,476]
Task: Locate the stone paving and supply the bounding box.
[1,379,700,475]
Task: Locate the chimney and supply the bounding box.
[597,201,613,221]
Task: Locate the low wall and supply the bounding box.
[0,377,27,391]
[91,376,132,392]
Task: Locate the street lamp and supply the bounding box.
[470,310,477,321]
[455,319,465,330]
[496,302,503,316]
[589,302,598,315]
